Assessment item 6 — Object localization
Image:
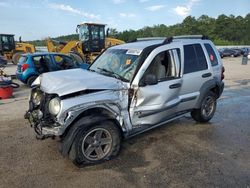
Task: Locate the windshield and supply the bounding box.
[89,49,140,82]
[79,25,89,42]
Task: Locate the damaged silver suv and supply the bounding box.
[25,35,224,166]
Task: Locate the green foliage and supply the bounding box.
[116,13,250,45]
[29,13,250,46]
[28,34,79,46]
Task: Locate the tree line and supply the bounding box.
[29,13,250,46]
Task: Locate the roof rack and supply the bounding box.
[132,35,209,45]
[136,37,166,41]
[172,35,209,40]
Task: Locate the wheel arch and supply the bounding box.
[195,79,221,109]
[60,107,124,157]
[24,74,39,84]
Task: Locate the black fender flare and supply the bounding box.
[59,115,118,157]
[194,79,218,109]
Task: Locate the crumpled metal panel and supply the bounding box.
[38,74,132,136]
[39,69,123,96]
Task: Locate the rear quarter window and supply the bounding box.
[204,43,218,66]
[19,56,28,64]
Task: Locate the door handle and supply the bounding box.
[169,83,181,89]
[202,73,212,78]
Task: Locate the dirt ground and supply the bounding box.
[0,57,250,188]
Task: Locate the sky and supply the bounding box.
[0,0,249,41]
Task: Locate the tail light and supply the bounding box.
[21,64,29,72]
[221,66,225,80]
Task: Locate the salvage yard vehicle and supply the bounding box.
[219,48,241,58]
[47,23,125,64]
[16,52,89,86]
[0,34,36,64]
[25,35,224,166]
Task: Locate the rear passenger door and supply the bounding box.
[176,43,211,112]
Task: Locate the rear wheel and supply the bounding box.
[12,52,23,65]
[191,91,217,123]
[69,120,121,166]
[26,76,37,87]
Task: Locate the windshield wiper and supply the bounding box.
[88,69,96,72]
[97,67,129,82]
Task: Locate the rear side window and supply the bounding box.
[19,56,27,64]
[204,43,218,66]
[184,44,208,74]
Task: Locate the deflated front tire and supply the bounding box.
[69,120,121,167]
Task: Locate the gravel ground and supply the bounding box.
[0,57,250,188]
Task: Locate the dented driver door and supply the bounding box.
[129,48,183,127]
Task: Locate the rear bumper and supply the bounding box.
[16,72,26,82]
[218,81,224,98]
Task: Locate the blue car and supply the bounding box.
[16,52,89,86]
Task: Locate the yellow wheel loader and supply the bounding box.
[0,34,36,65]
[47,23,124,64]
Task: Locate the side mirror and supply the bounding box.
[140,74,158,86]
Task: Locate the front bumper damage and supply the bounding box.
[24,107,61,140]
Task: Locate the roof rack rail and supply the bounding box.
[162,37,173,44]
[172,35,209,40]
[136,37,166,41]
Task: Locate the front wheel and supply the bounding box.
[191,91,217,123]
[70,120,121,166]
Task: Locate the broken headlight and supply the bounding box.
[48,97,61,115]
[32,90,43,106]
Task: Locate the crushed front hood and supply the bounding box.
[39,69,125,96]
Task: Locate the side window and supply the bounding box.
[33,56,42,65]
[91,26,99,40]
[100,27,105,40]
[2,36,8,43]
[145,49,180,81]
[184,44,208,74]
[54,55,74,69]
[204,43,218,66]
[33,55,50,73]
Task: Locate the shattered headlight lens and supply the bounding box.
[32,90,43,106]
[49,97,61,115]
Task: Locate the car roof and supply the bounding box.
[22,52,68,57]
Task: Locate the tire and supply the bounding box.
[11,82,20,88]
[26,76,37,87]
[12,52,23,65]
[69,120,121,166]
[191,91,217,123]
